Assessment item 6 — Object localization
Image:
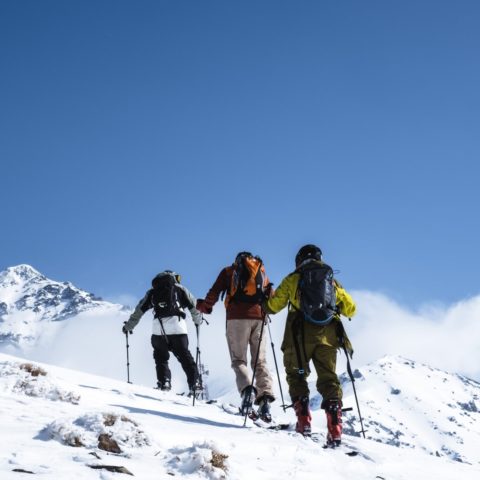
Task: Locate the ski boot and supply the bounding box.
[240,385,257,416]
[324,398,342,447]
[294,396,312,436]
[256,395,274,423]
[156,379,171,391]
[188,378,203,398]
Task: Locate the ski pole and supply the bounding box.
[125,330,132,384]
[342,344,366,438]
[193,324,202,406]
[337,319,366,438]
[266,314,286,412]
[243,318,266,427]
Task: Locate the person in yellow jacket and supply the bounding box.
[263,244,356,444]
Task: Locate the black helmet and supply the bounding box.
[295,244,322,267]
[235,251,252,263]
[151,270,181,288]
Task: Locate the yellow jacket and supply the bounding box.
[265,270,356,318]
[264,263,356,355]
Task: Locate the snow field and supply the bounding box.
[1,353,479,479]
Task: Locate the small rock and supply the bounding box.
[98,434,122,454]
[88,465,133,475]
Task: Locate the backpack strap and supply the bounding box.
[290,310,310,379]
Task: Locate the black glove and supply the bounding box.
[264,283,274,299]
[122,323,132,335]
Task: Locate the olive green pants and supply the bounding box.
[282,316,343,403]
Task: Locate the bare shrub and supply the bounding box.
[103,413,138,427]
[211,451,229,472]
[20,363,47,377]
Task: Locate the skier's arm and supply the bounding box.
[123,291,152,331]
[177,284,203,326]
[201,268,229,312]
[263,274,296,314]
[335,281,356,318]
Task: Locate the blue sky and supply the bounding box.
[1,0,479,307]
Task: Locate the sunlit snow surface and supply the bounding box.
[1,353,479,480]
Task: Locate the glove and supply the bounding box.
[196,299,212,314]
[122,323,132,334]
[264,283,274,299]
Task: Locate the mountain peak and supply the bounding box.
[0,264,45,284]
[0,265,128,348]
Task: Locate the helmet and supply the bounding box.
[151,270,181,288]
[235,251,252,263]
[295,244,322,267]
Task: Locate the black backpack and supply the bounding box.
[151,273,186,319]
[297,262,336,325]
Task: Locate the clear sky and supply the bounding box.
[1,0,479,307]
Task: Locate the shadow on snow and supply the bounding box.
[110,404,244,430]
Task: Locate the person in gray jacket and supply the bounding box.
[122,270,203,393]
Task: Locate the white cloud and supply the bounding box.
[6,291,480,400]
[345,291,480,380]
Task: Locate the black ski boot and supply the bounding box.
[156,379,171,391]
[240,385,256,416]
[257,395,274,423]
[188,378,203,398]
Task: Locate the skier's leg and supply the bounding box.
[311,344,342,403]
[249,320,275,403]
[226,319,252,394]
[169,334,198,389]
[312,345,343,444]
[151,334,171,389]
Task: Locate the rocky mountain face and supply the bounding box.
[0,265,128,348]
[336,355,480,464]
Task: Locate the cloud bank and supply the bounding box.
[346,290,480,380]
[3,291,479,399]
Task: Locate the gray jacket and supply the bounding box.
[124,283,202,336]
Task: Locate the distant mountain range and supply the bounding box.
[0,264,128,348]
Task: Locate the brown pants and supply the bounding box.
[226,319,274,402]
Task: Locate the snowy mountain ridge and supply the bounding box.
[1,351,479,480]
[338,354,480,464]
[0,264,127,348]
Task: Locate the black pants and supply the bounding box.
[151,334,198,388]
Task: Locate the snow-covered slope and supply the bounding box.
[0,265,127,348]
[2,265,479,471]
[1,352,479,480]
[338,355,480,464]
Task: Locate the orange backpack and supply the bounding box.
[225,253,268,305]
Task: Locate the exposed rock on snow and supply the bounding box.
[46,412,150,453]
[87,464,133,475]
[165,440,229,479]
